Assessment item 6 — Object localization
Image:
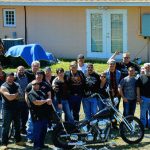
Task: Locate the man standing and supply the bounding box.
[137,63,150,129]
[118,67,137,116]
[0,73,25,150]
[77,54,87,74]
[82,63,100,120]
[0,64,6,119]
[65,61,85,121]
[25,70,51,142]
[25,61,40,83]
[108,51,140,78]
[28,80,52,150]
[15,66,29,134]
[105,59,121,129]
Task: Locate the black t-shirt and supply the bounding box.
[25,70,35,83]
[25,81,51,98]
[116,61,140,78]
[99,81,109,99]
[43,75,56,99]
[64,70,85,96]
[136,75,150,98]
[84,72,100,97]
[0,71,6,99]
[1,82,19,110]
[28,89,51,121]
[53,78,69,104]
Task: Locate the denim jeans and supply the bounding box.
[53,99,74,123]
[82,97,97,120]
[18,101,29,131]
[61,100,74,123]
[27,112,33,140]
[0,97,2,119]
[97,98,106,111]
[140,96,150,128]
[123,99,136,117]
[33,119,48,148]
[69,95,82,121]
[1,108,21,145]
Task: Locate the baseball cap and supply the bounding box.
[44,67,51,72]
[31,80,40,85]
[107,59,116,64]
[77,54,84,59]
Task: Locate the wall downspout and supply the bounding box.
[24,6,27,44]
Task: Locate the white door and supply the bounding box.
[86,9,127,59]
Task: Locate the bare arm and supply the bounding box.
[0,86,18,101]
[32,99,51,106]
[136,87,141,103]
[118,86,128,102]
[107,51,120,63]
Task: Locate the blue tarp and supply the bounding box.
[5,44,57,66]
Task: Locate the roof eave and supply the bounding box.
[0,2,150,7]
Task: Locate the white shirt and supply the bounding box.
[77,63,87,74]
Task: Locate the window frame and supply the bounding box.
[3,9,16,27]
[86,9,127,59]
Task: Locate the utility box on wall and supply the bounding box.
[142,14,150,37]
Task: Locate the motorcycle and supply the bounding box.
[51,93,144,149]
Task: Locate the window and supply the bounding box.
[86,9,127,58]
[3,9,16,27]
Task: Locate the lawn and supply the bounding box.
[2,60,150,150]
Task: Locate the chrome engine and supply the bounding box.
[70,119,111,143]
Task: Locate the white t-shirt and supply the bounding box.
[77,63,87,74]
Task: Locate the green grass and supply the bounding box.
[3,60,150,150]
[3,59,108,74]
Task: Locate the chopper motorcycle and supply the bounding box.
[52,93,144,149]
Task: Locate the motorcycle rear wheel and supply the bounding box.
[120,116,144,144]
[52,122,78,149]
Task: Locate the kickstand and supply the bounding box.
[74,145,88,150]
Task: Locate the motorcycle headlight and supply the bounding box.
[98,120,107,130]
[114,97,119,106]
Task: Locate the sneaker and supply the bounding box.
[16,141,26,146]
[21,129,27,135]
[0,145,8,150]
[27,139,33,143]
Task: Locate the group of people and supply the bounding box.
[0,52,150,150]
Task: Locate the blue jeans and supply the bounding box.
[82,97,97,120]
[97,98,106,111]
[1,108,21,145]
[140,96,150,128]
[0,98,2,119]
[69,95,82,121]
[33,119,48,148]
[53,99,74,123]
[27,112,33,140]
[18,101,29,131]
[61,100,74,123]
[123,99,136,117]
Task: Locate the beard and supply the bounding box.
[144,71,150,76]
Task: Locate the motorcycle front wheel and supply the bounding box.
[120,116,144,144]
[52,122,78,149]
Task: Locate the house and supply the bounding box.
[0,0,150,61]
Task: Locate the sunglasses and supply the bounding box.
[32,83,40,86]
[100,76,106,78]
[123,57,130,59]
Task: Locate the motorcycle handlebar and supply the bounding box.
[89,93,117,106]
